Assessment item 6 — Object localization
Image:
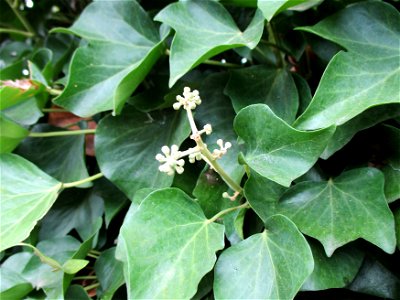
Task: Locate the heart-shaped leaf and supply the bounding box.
[95,107,190,199]
[234,104,335,187]
[214,214,313,299]
[155,1,264,86]
[224,65,299,123]
[295,1,400,129]
[277,168,396,256]
[53,0,164,117]
[0,154,62,252]
[116,188,225,299]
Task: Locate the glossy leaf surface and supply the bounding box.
[0,154,61,251]
[53,0,163,116]
[277,168,396,256]
[0,113,28,153]
[117,188,225,299]
[95,107,190,199]
[258,0,310,21]
[295,2,400,129]
[234,104,335,187]
[214,215,313,299]
[155,0,264,86]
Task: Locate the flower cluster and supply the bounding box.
[156,87,232,176]
[173,87,201,110]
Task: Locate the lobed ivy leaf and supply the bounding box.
[95,107,190,200]
[302,241,364,291]
[277,168,396,256]
[214,214,313,299]
[234,104,335,187]
[53,0,164,117]
[154,0,264,87]
[116,188,225,299]
[0,113,28,153]
[295,1,400,129]
[224,65,299,123]
[0,154,62,252]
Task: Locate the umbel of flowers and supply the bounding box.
[155,87,240,200]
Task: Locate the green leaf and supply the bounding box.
[277,168,396,256]
[53,0,164,117]
[65,285,91,300]
[234,104,335,187]
[224,65,299,123]
[258,0,310,22]
[302,240,364,291]
[321,104,400,159]
[0,79,43,110]
[117,188,225,299]
[295,2,400,129]
[348,256,400,299]
[2,96,44,126]
[95,107,190,199]
[383,165,400,203]
[62,259,89,275]
[0,112,29,153]
[243,172,287,222]
[0,154,62,252]
[16,124,90,186]
[0,268,32,300]
[155,1,264,86]
[94,247,124,300]
[39,188,104,240]
[395,208,400,250]
[214,214,313,299]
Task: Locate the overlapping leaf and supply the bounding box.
[224,65,299,123]
[258,0,311,21]
[214,215,313,299]
[295,1,400,129]
[95,107,190,199]
[116,188,225,299]
[0,113,28,153]
[53,0,164,117]
[155,0,264,86]
[0,154,62,251]
[277,168,396,256]
[234,104,335,187]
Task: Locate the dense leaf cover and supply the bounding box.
[0,0,399,299]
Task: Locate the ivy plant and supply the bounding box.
[1,0,399,299]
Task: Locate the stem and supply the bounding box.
[29,129,96,137]
[0,27,33,37]
[46,87,62,96]
[42,108,68,113]
[165,49,240,68]
[207,202,250,223]
[6,0,35,36]
[185,109,243,194]
[73,275,97,281]
[62,173,103,189]
[86,253,99,259]
[89,249,101,256]
[83,282,100,292]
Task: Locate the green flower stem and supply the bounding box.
[29,129,96,137]
[185,109,243,194]
[89,249,101,255]
[6,0,35,36]
[207,201,250,223]
[0,27,34,37]
[83,282,100,292]
[165,49,240,68]
[17,243,62,270]
[86,253,99,259]
[73,275,97,281]
[62,173,103,189]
